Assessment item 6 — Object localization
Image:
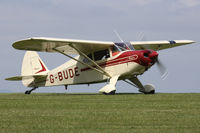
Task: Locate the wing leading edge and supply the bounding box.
[13,37,114,55]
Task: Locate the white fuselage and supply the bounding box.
[39,51,146,87]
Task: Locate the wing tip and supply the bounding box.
[174,40,195,44]
[5,76,22,81]
[12,38,30,50]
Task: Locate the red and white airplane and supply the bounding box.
[6,37,195,94]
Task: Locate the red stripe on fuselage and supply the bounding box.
[80,51,141,72]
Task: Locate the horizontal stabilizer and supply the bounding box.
[5,76,23,81]
[5,75,47,81]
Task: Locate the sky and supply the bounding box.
[0,0,200,93]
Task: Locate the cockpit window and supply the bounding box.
[114,42,134,51]
[126,42,135,50]
[111,45,121,56]
[112,45,121,52]
[83,53,93,63]
[87,53,92,59]
[94,49,110,61]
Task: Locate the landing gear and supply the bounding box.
[25,87,38,94]
[65,85,68,90]
[126,76,155,94]
[103,90,116,95]
[144,90,155,94]
[99,75,120,95]
[143,84,155,94]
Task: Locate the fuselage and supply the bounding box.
[37,50,158,87]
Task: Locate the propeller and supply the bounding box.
[156,57,168,80]
[137,32,168,80]
[137,32,147,41]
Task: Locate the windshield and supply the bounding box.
[114,42,134,51]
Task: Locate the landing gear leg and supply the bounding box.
[127,76,155,94]
[25,87,38,94]
[65,85,68,90]
[99,75,120,95]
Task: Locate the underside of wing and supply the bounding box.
[13,37,114,55]
[131,40,195,51]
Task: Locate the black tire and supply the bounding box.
[144,90,155,94]
[25,91,31,94]
[103,90,116,95]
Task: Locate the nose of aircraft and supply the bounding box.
[140,50,158,67]
[149,50,158,61]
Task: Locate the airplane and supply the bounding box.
[5,37,195,94]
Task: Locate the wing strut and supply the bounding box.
[53,47,111,78]
[69,44,112,77]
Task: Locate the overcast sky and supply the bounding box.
[0,0,200,93]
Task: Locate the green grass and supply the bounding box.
[0,93,200,133]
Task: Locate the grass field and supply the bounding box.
[0,93,200,133]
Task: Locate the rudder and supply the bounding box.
[21,51,49,76]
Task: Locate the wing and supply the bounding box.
[13,38,195,54]
[130,40,195,51]
[13,37,114,55]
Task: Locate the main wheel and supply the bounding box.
[103,90,116,95]
[143,84,155,94]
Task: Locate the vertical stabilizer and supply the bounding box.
[21,51,49,76]
[21,51,49,87]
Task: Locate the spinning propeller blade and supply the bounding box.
[156,58,168,80]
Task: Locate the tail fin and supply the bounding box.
[6,51,49,87]
[21,51,49,76]
[21,51,49,87]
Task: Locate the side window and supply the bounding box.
[111,45,121,56]
[83,53,93,63]
[87,54,92,60]
[94,49,110,61]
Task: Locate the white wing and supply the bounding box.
[13,38,195,55]
[131,40,195,51]
[13,37,114,55]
